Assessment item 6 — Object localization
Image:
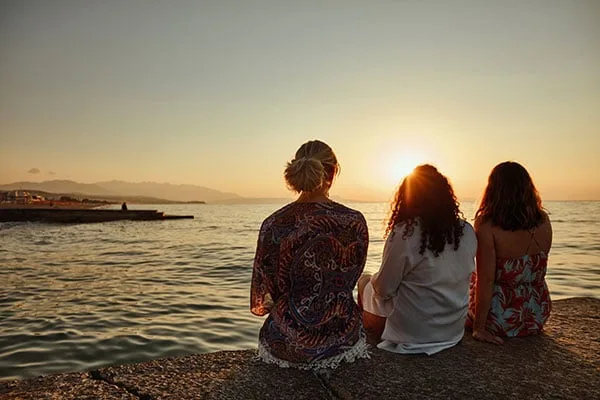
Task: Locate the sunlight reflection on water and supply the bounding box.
[0,201,598,380]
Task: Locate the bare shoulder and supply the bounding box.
[534,211,553,235]
[473,216,492,233]
[541,211,552,224]
[538,212,553,239]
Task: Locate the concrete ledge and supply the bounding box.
[0,372,137,400]
[1,298,598,400]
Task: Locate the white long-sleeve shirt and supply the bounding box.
[363,220,476,355]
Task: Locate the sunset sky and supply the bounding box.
[1,1,599,201]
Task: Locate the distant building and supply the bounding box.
[6,191,32,204]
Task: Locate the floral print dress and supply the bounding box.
[467,250,552,337]
[251,201,369,369]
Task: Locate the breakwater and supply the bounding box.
[0,208,193,223]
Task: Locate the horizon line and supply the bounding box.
[1,179,599,202]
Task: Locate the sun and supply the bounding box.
[382,151,427,185]
[391,156,420,180]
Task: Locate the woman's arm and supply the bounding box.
[250,222,274,316]
[370,227,413,303]
[472,220,503,344]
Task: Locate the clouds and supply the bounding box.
[27,168,55,176]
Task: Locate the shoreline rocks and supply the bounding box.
[1,297,598,399]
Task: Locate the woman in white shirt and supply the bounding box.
[359,164,476,355]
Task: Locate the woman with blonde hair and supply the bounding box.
[467,161,552,344]
[250,139,370,369]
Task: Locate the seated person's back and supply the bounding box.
[360,165,477,355]
[489,220,551,260]
[468,161,553,343]
[251,140,370,369]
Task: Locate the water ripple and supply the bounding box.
[0,202,598,381]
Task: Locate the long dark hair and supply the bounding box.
[385,164,464,257]
[475,161,544,231]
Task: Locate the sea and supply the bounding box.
[1,201,598,381]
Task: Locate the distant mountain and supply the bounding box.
[217,197,293,205]
[0,180,116,196]
[332,185,393,203]
[0,180,240,203]
[0,180,392,204]
[95,180,240,203]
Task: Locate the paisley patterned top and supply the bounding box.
[467,251,552,336]
[250,201,369,369]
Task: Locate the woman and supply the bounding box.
[467,162,552,344]
[358,165,477,355]
[250,140,370,369]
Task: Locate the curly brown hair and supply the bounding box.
[475,161,544,231]
[385,164,465,257]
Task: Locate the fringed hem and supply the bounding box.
[256,332,370,370]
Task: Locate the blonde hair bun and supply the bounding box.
[284,140,339,193]
[284,157,325,193]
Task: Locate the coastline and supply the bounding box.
[0,202,104,209]
[0,206,193,223]
[1,297,598,399]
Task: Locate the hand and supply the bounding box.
[473,329,504,345]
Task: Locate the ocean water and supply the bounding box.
[0,201,598,380]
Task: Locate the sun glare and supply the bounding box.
[383,151,427,185]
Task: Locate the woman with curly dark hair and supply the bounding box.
[358,164,476,354]
[467,162,552,344]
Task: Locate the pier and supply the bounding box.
[1,297,598,399]
[0,208,194,223]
